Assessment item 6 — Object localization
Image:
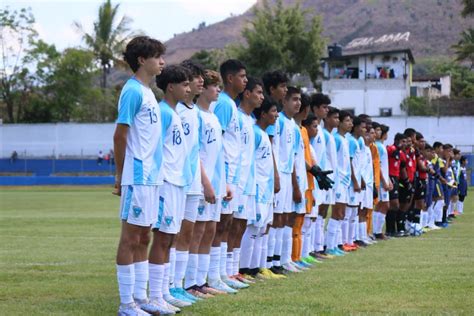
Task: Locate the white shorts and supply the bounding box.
[316,189,327,206]
[183,194,201,223]
[334,185,349,204]
[153,182,186,234]
[196,198,221,222]
[379,187,390,202]
[293,199,307,215]
[251,202,273,227]
[274,172,292,214]
[361,187,374,209]
[348,187,361,206]
[323,188,336,205]
[221,183,238,215]
[234,192,257,220]
[120,185,160,227]
[307,205,319,218]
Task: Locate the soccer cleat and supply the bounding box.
[223,276,249,289]
[200,283,227,295]
[290,261,307,271]
[118,302,151,316]
[302,256,317,264]
[164,294,192,308]
[282,262,301,272]
[335,247,347,256]
[374,233,389,240]
[235,273,256,284]
[260,267,286,279]
[242,274,258,283]
[170,287,198,303]
[297,260,313,268]
[138,298,176,315]
[342,244,355,252]
[163,301,181,314]
[326,248,343,257]
[318,252,335,259]
[186,285,214,299]
[347,243,360,250]
[354,240,368,248]
[208,279,238,294]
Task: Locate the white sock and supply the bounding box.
[348,208,357,243]
[226,251,233,276]
[458,201,464,214]
[117,264,135,304]
[301,217,312,257]
[148,263,164,300]
[374,212,385,234]
[260,234,269,268]
[325,218,338,250]
[281,226,292,265]
[314,216,323,252]
[420,211,427,227]
[342,208,351,244]
[174,250,188,288]
[272,227,283,266]
[184,254,198,289]
[168,248,176,288]
[319,217,326,251]
[133,261,148,300]
[208,246,221,282]
[372,211,379,234]
[427,204,435,226]
[232,248,241,276]
[250,231,263,269]
[162,262,170,296]
[219,242,228,278]
[359,222,367,242]
[337,220,343,246]
[266,228,275,268]
[196,254,210,286]
[435,200,444,222]
[240,226,258,269]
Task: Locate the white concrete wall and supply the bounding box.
[1,118,473,158]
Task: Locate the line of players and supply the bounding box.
[113,36,469,316]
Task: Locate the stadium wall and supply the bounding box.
[1,118,473,158]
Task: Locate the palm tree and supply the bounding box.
[452,28,474,70]
[75,0,134,89]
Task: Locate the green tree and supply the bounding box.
[461,0,474,17]
[75,0,134,90]
[452,28,474,70]
[232,0,325,85]
[0,7,37,122]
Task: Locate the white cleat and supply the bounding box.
[138,298,176,315]
[118,302,151,316]
[164,294,192,308]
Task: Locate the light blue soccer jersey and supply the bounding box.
[211,92,241,185]
[198,108,226,197]
[361,144,374,186]
[266,121,280,165]
[160,100,192,187]
[333,131,351,187]
[238,109,257,195]
[347,133,362,187]
[254,124,274,204]
[312,124,327,170]
[277,112,296,174]
[323,128,337,182]
[177,102,202,195]
[376,141,389,181]
[294,126,308,194]
[116,77,163,186]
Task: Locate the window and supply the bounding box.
[380,108,392,117]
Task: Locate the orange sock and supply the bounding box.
[367,209,373,235]
[292,215,305,261]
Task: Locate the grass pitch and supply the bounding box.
[1,186,473,315]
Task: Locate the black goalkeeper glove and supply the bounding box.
[309,166,334,190]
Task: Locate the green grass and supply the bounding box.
[1,186,473,315]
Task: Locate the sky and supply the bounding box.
[2,0,257,50]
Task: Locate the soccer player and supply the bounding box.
[423,144,438,229]
[309,93,331,259]
[170,60,206,305]
[440,144,454,225]
[240,97,279,279]
[113,36,165,316]
[373,124,393,240]
[413,132,429,228]
[344,116,366,250]
[367,122,381,240]
[457,156,468,215]
[148,65,193,314]
[398,130,416,235]
[326,110,353,256]
[270,86,300,274]
[431,142,448,228]
[210,59,248,289]
[230,77,264,282]
[448,148,462,218]
[385,133,407,237]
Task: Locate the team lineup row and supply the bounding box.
[113,36,469,315]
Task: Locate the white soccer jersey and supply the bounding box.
[323,128,337,181]
[254,124,274,204]
[347,133,363,187]
[116,77,163,186]
[294,126,308,194]
[333,131,351,187]
[361,144,374,186]
[160,100,192,187]
[277,112,296,174]
[312,124,327,170]
[376,141,389,182]
[198,108,226,198]
[177,102,202,195]
[238,110,257,195]
[211,92,241,185]
[266,121,280,166]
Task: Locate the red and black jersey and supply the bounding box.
[387,144,401,178]
[406,147,416,182]
[417,152,428,180]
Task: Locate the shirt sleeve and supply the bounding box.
[334,135,341,152]
[160,105,173,135]
[213,99,233,132]
[116,86,142,126]
[348,138,357,158]
[266,124,275,137]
